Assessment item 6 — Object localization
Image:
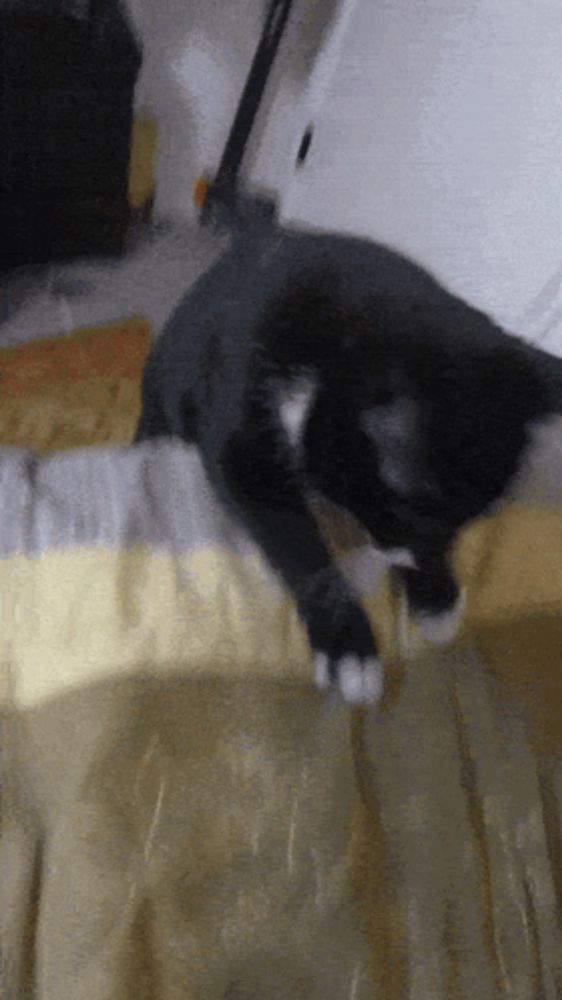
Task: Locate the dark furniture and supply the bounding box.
[0,4,140,274]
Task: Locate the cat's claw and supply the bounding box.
[314,652,383,705]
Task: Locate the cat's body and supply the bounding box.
[135,223,562,703]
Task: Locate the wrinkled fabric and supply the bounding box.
[0,319,149,454]
[1,323,561,999]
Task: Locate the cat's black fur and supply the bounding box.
[135,223,562,702]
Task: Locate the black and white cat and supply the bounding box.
[135,222,562,704]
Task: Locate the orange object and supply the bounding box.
[0,321,150,397]
[193,176,209,208]
[0,319,151,452]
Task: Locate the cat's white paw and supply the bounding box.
[314,652,383,705]
[412,589,466,645]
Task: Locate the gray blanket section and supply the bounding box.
[0,441,249,560]
[0,440,393,601]
[1,429,559,646]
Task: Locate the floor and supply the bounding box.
[0,222,228,350]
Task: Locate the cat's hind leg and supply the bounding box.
[397,552,466,646]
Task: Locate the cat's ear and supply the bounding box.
[359,395,428,497]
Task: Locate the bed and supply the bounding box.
[1,307,561,998]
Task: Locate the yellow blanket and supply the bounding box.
[1,323,561,999]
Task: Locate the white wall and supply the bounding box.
[123,0,562,354]
[279,0,562,354]
[242,0,360,201]
[123,0,267,222]
[122,0,355,222]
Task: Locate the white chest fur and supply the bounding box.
[277,375,318,451]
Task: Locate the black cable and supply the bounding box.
[202,0,296,229]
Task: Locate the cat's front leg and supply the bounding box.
[301,564,383,704]
[206,425,383,705]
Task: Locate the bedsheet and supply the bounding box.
[1,323,561,999]
[1,435,561,999]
